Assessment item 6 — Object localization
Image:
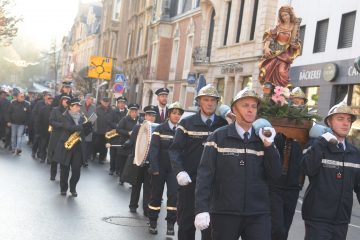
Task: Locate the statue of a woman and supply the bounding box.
[259,6,301,87]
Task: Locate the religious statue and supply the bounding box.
[259,6,302,87]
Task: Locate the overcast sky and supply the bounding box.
[13,0,101,49]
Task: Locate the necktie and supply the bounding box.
[160,109,164,121]
[243,132,249,144]
[338,142,344,151]
[173,126,176,133]
[206,118,212,128]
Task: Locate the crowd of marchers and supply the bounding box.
[0,81,360,240]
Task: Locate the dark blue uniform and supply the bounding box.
[169,112,227,240]
[302,137,360,240]
[195,123,281,240]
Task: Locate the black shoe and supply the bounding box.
[83,162,88,167]
[109,171,114,175]
[129,207,137,213]
[70,191,78,197]
[166,222,175,236]
[60,191,67,196]
[50,177,55,181]
[149,221,158,235]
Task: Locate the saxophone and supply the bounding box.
[105,129,119,140]
[64,114,88,150]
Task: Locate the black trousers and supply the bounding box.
[50,161,58,179]
[270,187,299,240]
[211,213,271,240]
[84,141,93,162]
[37,133,50,161]
[304,221,348,240]
[177,181,211,240]
[93,133,107,161]
[60,146,82,192]
[109,147,117,172]
[32,133,40,155]
[148,168,177,223]
[115,154,127,176]
[129,165,151,214]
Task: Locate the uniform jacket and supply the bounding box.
[169,112,228,179]
[7,100,31,125]
[195,123,281,216]
[148,120,176,174]
[48,106,66,161]
[114,108,128,123]
[31,99,45,123]
[115,115,138,155]
[94,106,116,134]
[302,137,360,224]
[35,104,53,136]
[271,133,303,190]
[154,106,168,124]
[53,111,89,166]
[80,102,96,142]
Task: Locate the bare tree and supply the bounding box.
[0,0,22,46]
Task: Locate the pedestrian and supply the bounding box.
[48,94,71,180]
[169,84,228,240]
[302,101,360,240]
[147,102,184,235]
[194,87,281,240]
[6,92,31,155]
[80,93,96,167]
[93,97,116,164]
[113,103,139,178]
[270,87,307,240]
[154,88,169,123]
[53,98,92,196]
[0,88,10,146]
[35,94,54,163]
[125,105,157,216]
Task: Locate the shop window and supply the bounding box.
[305,86,319,109]
[313,19,329,53]
[338,11,356,49]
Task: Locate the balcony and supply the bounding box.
[192,46,210,65]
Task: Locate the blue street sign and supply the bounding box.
[115,73,125,82]
[113,83,124,93]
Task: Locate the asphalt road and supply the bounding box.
[0,143,359,240]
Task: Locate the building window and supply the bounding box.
[113,0,121,20]
[217,78,225,101]
[242,76,253,89]
[313,19,329,53]
[126,33,132,58]
[207,10,215,59]
[338,11,356,49]
[136,28,143,56]
[249,0,259,40]
[299,25,306,55]
[177,0,184,14]
[169,39,179,80]
[223,2,232,46]
[305,86,319,109]
[183,35,194,79]
[236,0,245,43]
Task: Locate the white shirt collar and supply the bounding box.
[235,122,252,140]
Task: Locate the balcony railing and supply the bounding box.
[192,46,210,64]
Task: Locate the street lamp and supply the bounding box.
[95,80,108,102]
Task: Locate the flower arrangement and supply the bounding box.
[259,86,322,122]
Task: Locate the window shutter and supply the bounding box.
[338,11,356,49]
[313,19,329,53]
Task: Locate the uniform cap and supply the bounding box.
[62,81,72,87]
[102,97,110,102]
[116,96,127,102]
[155,88,170,96]
[231,87,260,109]
[128,103,140,110]
[69,98,82,106]
[195,84,220,100]
[324,101,356,127]
[143,105,157,115]
[60,93,72,100]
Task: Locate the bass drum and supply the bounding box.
[133,121,159,166]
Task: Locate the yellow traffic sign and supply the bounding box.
[88,56,113,80]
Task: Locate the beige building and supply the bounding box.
[194,0,279,105]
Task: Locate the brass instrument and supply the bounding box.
[64,114,88,150]
[48,125,53,132]
[105,129,119,140]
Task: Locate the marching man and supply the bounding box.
[194,88,281,240]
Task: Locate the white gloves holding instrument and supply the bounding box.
[176,171,192,186]
[259,127,276,144]
[194,212,210,230]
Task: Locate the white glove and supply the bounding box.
[321,132,338,144]
[176,171,192,186]
[194,212,210,230]
[259,127,276,144]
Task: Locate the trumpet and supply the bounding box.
[64,114,88,150]
[105,129,119,140]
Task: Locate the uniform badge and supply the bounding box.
[336,172,342,179]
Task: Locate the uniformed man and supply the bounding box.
[148,102,184,235]
[53,98,92,196]
[194,87,281,240]
[154,88,169,123]
[48,94,71,180]
[169,84,228,240]
[108,96,129,174]
[125,105,157,216]
[80,94,96,167]
[302,101,360,240]
[270,87,308,240]
[35,93,54,163]
[112,103,139,177]
[93,97,116,163]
